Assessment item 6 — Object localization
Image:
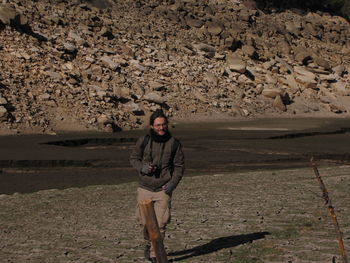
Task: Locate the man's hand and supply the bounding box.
[141,163,157,175]
[162,182,175,194]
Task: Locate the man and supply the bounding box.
[130,109,185,262]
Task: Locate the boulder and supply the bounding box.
[143,92,166,104]
[332,65,346,76]
[285,75,300,93]
[0,106,7,120]
[294,67,317,89]
[100,56,119,71]
[206,21,224,36]
[149,81,165,91]
[242,45,258,59]
[226,54,246,73]
[261,88,282,99]
[314,57,331,70]
[273,95,286,111]
[0,4,26,26]
[124,102,144,115]
[203,72,218,87]
[185,15,204,28]
[192,43,216,58]
[0,97,7,105]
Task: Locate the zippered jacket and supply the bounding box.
[130,135,185,192]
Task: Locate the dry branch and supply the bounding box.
[311,157,348,263]
[140,199,169,263]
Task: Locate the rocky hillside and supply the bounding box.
[1,0,350,134]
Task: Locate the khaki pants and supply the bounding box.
[136,187,171,257]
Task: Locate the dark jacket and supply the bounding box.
[130,135,185,192]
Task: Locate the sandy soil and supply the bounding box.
[1,165,349,263]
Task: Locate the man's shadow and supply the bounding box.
[168,231,270,261]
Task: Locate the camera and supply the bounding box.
[150,164,161,178]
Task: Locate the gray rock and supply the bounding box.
[273,95,286,111]
[113,86,130,99]
[97,114,112,125]
[0,4,18,25]
[46,71,62,81]
[314,57,330,70]
[206,21,224,36]
[192,89,206,102]
[332,65,346,76]
[124,102,144,115]
[242,45,257,59]
[294,67,317,89]
[0,97,7,105]
[143,92,166,104]
[185,16,204,28]
[38,93,51,101]
[68,31,85,45]
[63,42,77,53]
[226,54,246,73]
[285,75,300,93]
[100,56,119,71]
[294,51,312,64]
[0,106,7,119]
[203,72,218,87]
[149,81,165,91]
[192,43,216,58]
[331,81,349,96]
[261,88,282,99]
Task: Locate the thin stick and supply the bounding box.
[311,157,348,263]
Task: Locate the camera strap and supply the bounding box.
[149,139,166,170]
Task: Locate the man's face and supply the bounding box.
[151,117,168,136]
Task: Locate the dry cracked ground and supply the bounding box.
[1,165,350,263]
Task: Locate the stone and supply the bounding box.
[331,81,349,96]
[273,95,286,111]
[0,106,7,119]
[265,74,277,84]
[38,93,51,101]
[63,42,77,53]
[332,65,346,76]
[294,67,317,89]
[68,31,85,45]
[226,54,246,73]
[46,71,62,81]
[0,97,7,105]
[100,56,119,71]
[185,15,204,28]
[294,51,312,64]
[206,21,224,36]
[203,72,218,87]
[113,86,130,99]
[242,45,258,59]
[261,88,282,99]
[143,92,166,104]
[97,114,111,125]
[285,75,300,93]
[192,43,216,58]
[192,89,206,102]
[149,81,165,91]
[314,57,331,70]
[0,4,17,25]
[124,102,144,115]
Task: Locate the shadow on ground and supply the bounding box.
[168,231,270,261]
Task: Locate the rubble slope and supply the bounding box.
[1,0,350,134]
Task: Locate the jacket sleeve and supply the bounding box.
[169,141,185,188]
[129,136,145,173]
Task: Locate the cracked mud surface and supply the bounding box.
[1,165,349,262]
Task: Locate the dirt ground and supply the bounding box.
[1,165,349,263]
